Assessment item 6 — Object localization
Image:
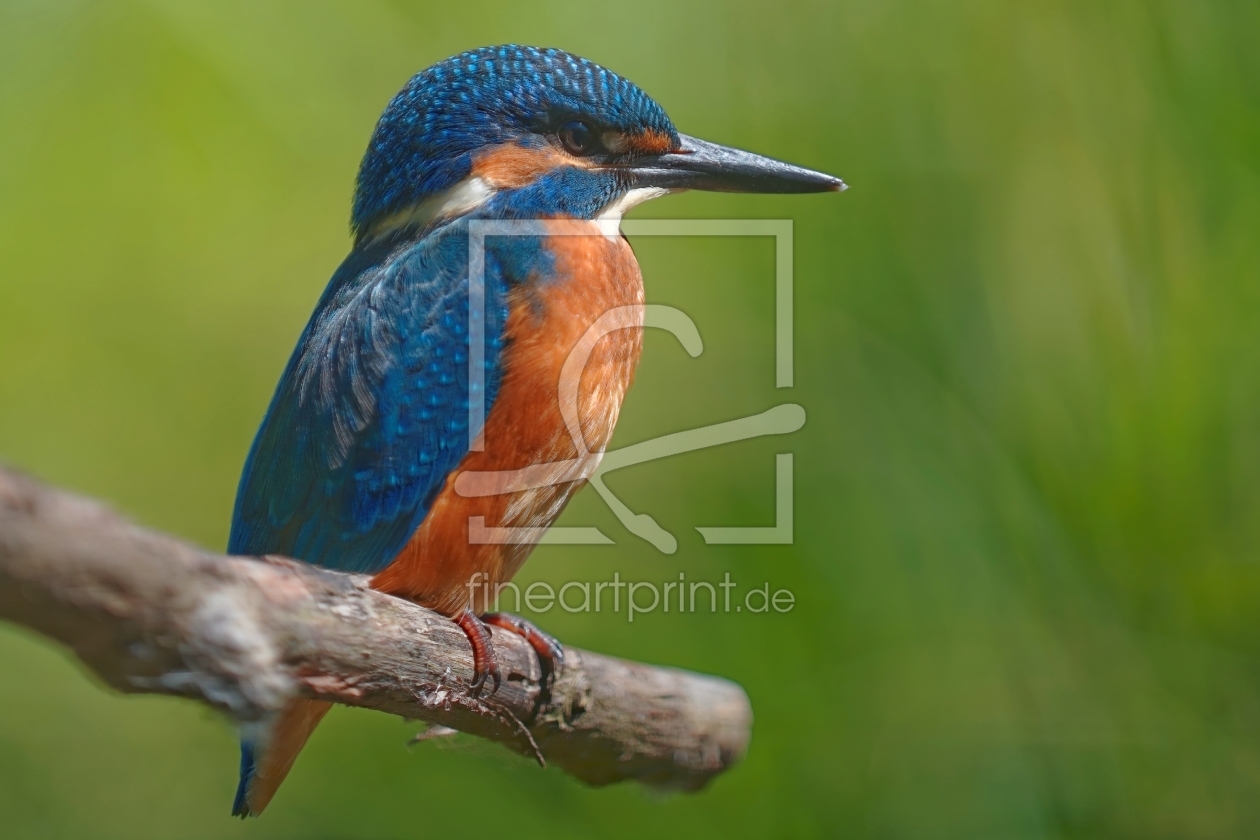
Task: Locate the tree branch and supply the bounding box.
[0,466,751,791]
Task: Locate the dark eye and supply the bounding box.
[558,120,597,156]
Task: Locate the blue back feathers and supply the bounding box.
[228,215,548,572]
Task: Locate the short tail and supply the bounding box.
[232,698,332,817]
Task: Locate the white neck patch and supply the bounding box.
[365,179,672,243]
[594,187,672,239]
[365,176,497,241]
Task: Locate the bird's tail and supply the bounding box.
[232,698,332,817]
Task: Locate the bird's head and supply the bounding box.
[352,45,844,241]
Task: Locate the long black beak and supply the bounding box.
[624,133,846,193]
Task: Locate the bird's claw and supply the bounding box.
[455,610,501,698]
[481,612,566,675]
[468,661,502,697]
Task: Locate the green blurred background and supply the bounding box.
[2,1,1258,837]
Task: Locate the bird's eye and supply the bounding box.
[558,120,597,156]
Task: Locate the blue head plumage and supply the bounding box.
[351,45,679,238]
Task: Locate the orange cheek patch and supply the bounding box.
[626,129,676,155]
[472,143,575,188]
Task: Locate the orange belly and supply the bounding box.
[371,220,643,615]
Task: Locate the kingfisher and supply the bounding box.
[227,44,843,816]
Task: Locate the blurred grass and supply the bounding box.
[2,0,1259,837]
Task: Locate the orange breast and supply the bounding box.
[371,219,644,615]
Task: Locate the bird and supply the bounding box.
[226,44,844,817]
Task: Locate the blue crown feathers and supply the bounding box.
[351,45,678,237]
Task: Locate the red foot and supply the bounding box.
[481,612,565,676]
[454,610,501,697]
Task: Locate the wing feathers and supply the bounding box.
[227,222,508,573]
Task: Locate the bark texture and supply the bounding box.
[0,466,751,790]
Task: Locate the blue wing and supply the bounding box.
[227,219,516,573]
